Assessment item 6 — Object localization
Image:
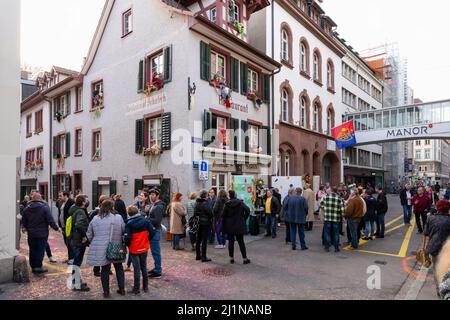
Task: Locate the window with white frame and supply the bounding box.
[282,89,288,122]
[249,124,259,152]
[228,0,239,23]
[59,94,66,115]
[313,103,319,131]
[76,87,83,112]
[26,114,32,136]
[57,134,66,157]
[327,110,333,135]
[416,150,421,159]
[75,129,82,155]
[327,62,333,89]
[300,97,306,127]
[122,9,132,36]
[281,29,289,61]
[210,7,217,22]
[425,149,431,159]
[247,69,258,93]
[285,154,290,176]
[313,53,319,80]
[210,51,226,81]
[150,51,164,81]
[216,116,228,148]
[92,130,101,160]
[148,117,162,148]
[301,43,307,71]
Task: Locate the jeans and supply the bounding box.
[196,225,210,258]
[415,211,428,233]
[126,252,132,268]
[403,205,412,224]
[265,215,277,237]
[347,219,360,249]
[228,234,247,259]
[45,242,52,258]
[62,233,74,261]
[173,234,181,248]
[324,221,340,250]
[364,220,376,238]
[101,263,125,293]
[72,245,86,267]
[376,214,386,237]
[131,253,148,293]
[285,222,291,243]
[217,232,227,246]
[290,223,307,249]
[27,237,47,269]
[150,230,162,274]
[208,226,215,243]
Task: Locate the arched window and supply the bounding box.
[281,29,289,61]
[313,103,319,131]
[285,154,290,176]
[313,53,319,80]
[327,109,333,135]
[327,60,335,90]
[300,97,307,128]
[282,89,289,122]
[301,43,307,71]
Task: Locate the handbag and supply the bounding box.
[106,219,127,263]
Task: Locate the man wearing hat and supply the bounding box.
[147,189,165,278]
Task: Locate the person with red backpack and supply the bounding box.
[124,206,156,295]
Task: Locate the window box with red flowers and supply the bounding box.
[146,72,164,96]
[247,90,263,109]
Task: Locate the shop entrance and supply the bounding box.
[211,172,228,193]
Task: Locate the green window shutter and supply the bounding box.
[134,179,144,198]
[163,45,172,83]
[138,60,144,92]
[241,120,249,153]
[262,74,270,102]
[65,132,70,157]
[231,58,240,92]
[52,175,58,200]
[66,92,71,115]
[110,180,117,196]
[203,110,212,147]
[160,178,171,205]
[262,125,271,155]
[200,41,211,81]
[231,118,239,151]
[161,112,171,151]
[135,118,144,154]
[240,62,248,95]
[91,181,99,210]
[53,136,57,159]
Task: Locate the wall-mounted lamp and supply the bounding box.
[188,77,196,111]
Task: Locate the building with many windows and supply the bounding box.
[249,0,345,186]
[413,139,450,185]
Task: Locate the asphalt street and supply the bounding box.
[0,195,438,300]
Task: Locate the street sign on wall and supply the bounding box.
[199,160,209,181]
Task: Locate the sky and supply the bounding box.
[21,0,450,102]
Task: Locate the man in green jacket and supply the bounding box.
[68,195,90,292]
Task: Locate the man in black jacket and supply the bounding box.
[375,186,388,238]
[22,193,60,274]
[194,190,214,262]
[57,191,75,263]
[147,189,165,278]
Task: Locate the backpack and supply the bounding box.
[65,215,73,238]
[188,216,200,234]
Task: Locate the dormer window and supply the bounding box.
[210,7,217,22]
[228,0,240,23]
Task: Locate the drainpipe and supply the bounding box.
[43,96,53,209]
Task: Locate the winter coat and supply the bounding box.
[282,196,292,221]
[285,195,308,225]
[412,195,431,213]
[206,196,217,212]
[222,199,250,235]
[344,196,365,221]
[114,199,127,223]
[213,196,228,221]
[400,189,413,206]
[169,202,187,235]
[194,198,213,226]
[124,214,156,254]
[376,192,388,215]
[69,205,89,248]
[364,196,377,222]
[266,196,281,217]
[147,200,165,230]
[303,188,315,222]
[86,213,125,267]
[22,200,59,238]
[186,199,196,221]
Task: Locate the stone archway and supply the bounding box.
[322,152,340,186]
[312,152,321,177]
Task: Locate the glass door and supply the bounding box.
[211,172,228,193]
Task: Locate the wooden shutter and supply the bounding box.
[52,175,58,200]
[66,91,71,115]
[160,178,171,205]
[92,181,99,209]
[231,118,239,151]
[241,120,249,153]
[135,119,144,154]
[262,73,270,102]
[65,132,70,157]
[138,60,144,92]
[110,180,117,196]
[231,58,240,92]
[134,179,144,197]
[161,112,171,151]
[203,110,212,147]
[53,136,57,159]
[200,41,211,81]
[163,45,172,83]
[262,125,271,155]
[240,62,248,95]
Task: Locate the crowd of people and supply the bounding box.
[18,180,450,299]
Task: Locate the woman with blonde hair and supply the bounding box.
[170,192,187,250]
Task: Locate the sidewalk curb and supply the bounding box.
[395,262,429,300]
